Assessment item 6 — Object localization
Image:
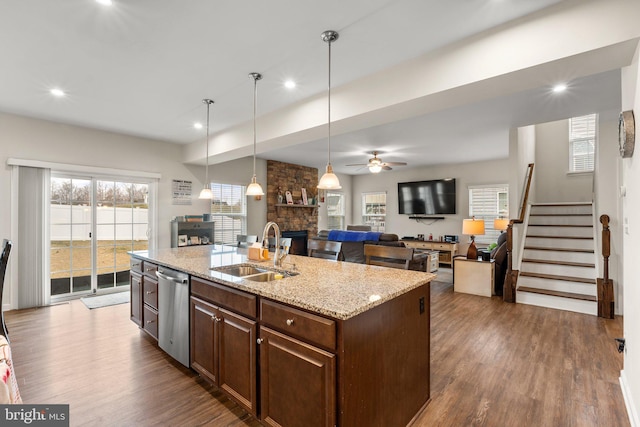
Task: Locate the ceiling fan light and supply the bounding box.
[369,164,382,173]
[199,187,213,200]
[246,175,265,196]
[318,164,342,189]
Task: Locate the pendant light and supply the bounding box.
[246,72,265,197]
[198,99,214,199]
[317,30,342,190]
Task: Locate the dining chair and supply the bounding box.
[237,235,258,248]
[0,239,12,341]
[364,244,414,270]
[307,240,342,261]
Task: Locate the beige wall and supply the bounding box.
[534,119,593,203]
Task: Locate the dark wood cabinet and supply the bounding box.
[259,327,335,427]
[130,271,142,327]
[190,280,258,416]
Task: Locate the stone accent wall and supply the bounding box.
[266,160,318,237]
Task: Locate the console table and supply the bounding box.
[453,258,495,297]
[402,241,458,267]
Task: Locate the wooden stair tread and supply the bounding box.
[523,246,594,253]
[517,286,597,302]
[519,271,595,284]
[528,224,592,227]
[526,235,593,240]
[522,258,595,268]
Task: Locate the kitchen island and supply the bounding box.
[130,244,434,427]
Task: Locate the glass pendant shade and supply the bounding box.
[246,175,264,196]
[369,164,382,173]
[318,164,342,189]
[199,187,213,199]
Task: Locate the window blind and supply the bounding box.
[468,184,509,244]
[569,114,596,172]
[326,192,345,230]
[210,183,247,245]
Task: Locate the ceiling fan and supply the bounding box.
[346,151,407,173]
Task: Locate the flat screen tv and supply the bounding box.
[397,178,456,215]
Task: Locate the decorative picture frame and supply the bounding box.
[178,235,188,247]
[301,188,308,205]
[285,191,294,205]
[190,236,200,245]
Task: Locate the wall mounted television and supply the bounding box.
[397,178,456,215]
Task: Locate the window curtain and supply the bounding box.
[16,166,49,308]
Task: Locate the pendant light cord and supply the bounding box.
[327,38,332,166]
[203,99,213,187]
[253,74,257,177]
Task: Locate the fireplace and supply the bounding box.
[282,230,308,256]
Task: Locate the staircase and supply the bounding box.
[516,203,598,316]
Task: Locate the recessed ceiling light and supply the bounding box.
[193,122,203,130]
[553,84,567,93]
[95,0,113,5]
[284,80,296,89]
[50,88,66,97]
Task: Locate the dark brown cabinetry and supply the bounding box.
[130,258,159,341]
[190,278,258,416]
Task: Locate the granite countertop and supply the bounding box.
[130,245,435,320]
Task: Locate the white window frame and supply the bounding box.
[210,183,247,245]
[468,184,509,244]
[361,191,386,232]
[326,192,345,230]
[569,114,597,173]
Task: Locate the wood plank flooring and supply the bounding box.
[6,272,628,426]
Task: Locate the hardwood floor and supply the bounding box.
[6,273,627,426]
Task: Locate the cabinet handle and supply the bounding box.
[212,315,222,323]
[146,320,155,324]
[256,338,264,344]
[145,291,155,294]
[286,318,294,326]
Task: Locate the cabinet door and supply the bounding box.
[218,308,257,416]
[190,296,219,384]
[259,327,335,427]
[130,271,142,327]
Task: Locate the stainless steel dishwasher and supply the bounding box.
[156,266,190,367]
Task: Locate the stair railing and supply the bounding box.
[597,214,614,318]
[504,163,534,303]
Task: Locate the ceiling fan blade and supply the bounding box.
[382,165,392,170]
[346,163,368,167]
[384,162,407,166]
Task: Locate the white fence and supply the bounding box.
[50,205,148,241]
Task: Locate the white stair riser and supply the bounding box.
[517,275,597,296]
[525,237,593,250]
[530,204,592,216]
[523,249,596,264]
[520,262,596,279]
[526,226,593,238]
[516,291,597,316]
[528,216,593,226]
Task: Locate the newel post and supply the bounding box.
[597,214,614,319]
[503,222,516,303]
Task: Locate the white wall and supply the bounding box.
[534,119,592,203]
[351,158,510,247]
[620,43,640,427]
[0,112,268,309]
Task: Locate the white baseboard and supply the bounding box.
[621,370,639,427]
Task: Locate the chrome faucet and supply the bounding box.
[261,221,287,268]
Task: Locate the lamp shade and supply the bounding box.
[462,218,485,236]
[493,218,509,231]
[199,187,213,200]
[246,176,264,196]
[318,164,342,189]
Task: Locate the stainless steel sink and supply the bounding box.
[211,264,299,282]
[211,265,268,277]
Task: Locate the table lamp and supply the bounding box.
[462,217,485,259]
[493,218,509,233]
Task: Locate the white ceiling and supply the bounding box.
[0,0,633,175]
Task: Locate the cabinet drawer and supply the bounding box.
[260,299,336,351]
[143,305,158,340]
[143,277,158,310]
[130,258,143,274]
[143,261,158,278]
[192,277,257,319]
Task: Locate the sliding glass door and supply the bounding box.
[50,175,150,299]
